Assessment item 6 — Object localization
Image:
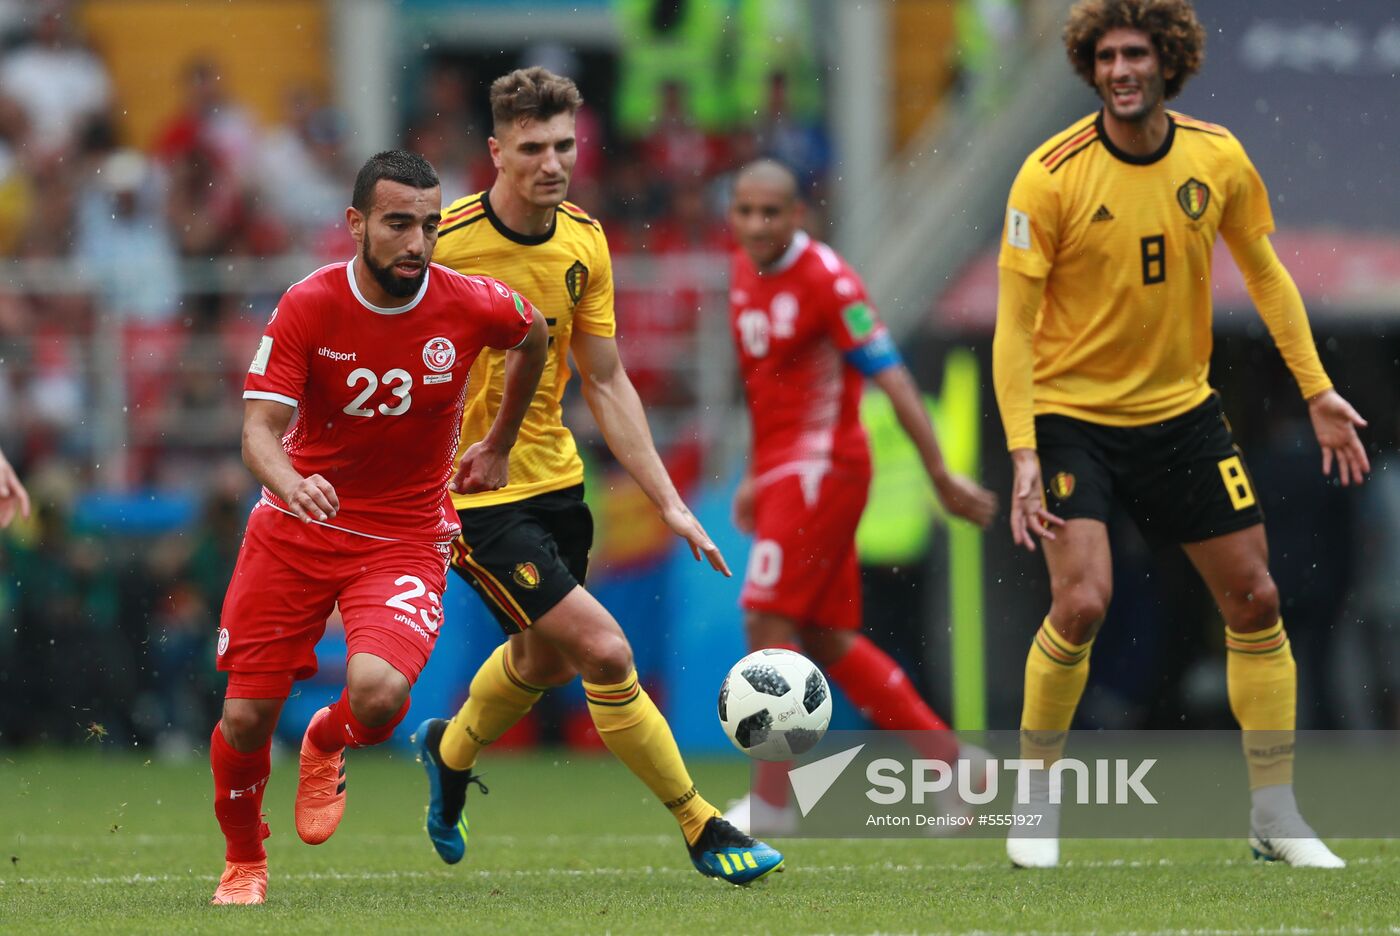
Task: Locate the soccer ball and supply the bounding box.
[717,648,832,761]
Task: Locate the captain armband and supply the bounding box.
[845,332,903,377]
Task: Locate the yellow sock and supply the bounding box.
[439,643,544,772]
[1225,619,1296,789]
[1020,618,1093,764]
[583,671,719,846]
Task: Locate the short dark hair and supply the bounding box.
[1064,0,1205,100]
[351,150,439,213]
[734,158,800,202]
[489,66,583,134]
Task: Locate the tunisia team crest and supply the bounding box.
[422,337,456,373]
[1176,178,1210,220]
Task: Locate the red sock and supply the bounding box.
[306,688,410,752]
[825,634,958,762]
[210,723,272,863]
[755,761,790,808]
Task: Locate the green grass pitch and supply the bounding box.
[2,749,1396,934]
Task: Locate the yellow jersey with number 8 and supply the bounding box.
[998,110,1274,428]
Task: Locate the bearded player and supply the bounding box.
[994,0,1369,868]
[208,150,547,905]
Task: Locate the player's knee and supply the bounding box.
[1224,574,1280,633]
[799,629,852,669]
[1050,582,1111,639]
[579,632,634,684]
[220,700,278,751]
[745,612,797,650]
[347,677,410,728]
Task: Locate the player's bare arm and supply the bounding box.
[453,309,548,494]
[0,445,30,528]
[241,398,339,523]
[1224,232,1370,486]
[869,364,997,528]
[993,266,1063,551]
[571,328,731,576]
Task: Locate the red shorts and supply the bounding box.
[740,465,869,631]
[217,502,452,699]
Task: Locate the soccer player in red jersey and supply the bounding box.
[207,150,547,906]
[723,160,998,832]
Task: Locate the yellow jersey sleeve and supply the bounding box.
[1219,135,1275,244]
[997,155,1060,280]
[993,266,1048,451]
[572,223,617,338]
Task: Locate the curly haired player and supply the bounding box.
[994,0,1368,869]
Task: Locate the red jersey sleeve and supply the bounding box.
[818,259,901,377]
[820,266,886,353]
[244,289,312,408]
[480,277,536,350]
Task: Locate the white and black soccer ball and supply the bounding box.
[718,648,832,761]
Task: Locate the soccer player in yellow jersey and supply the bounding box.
[993,0,1370,869]
[410,67,783,886]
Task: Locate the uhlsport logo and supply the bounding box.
[422,337,456,373]
[513,562,541,589]
[217,627,230,656]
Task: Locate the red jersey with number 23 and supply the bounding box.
[244,259,534,542]
[730,231,890,480]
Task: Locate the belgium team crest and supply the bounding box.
[513,562,541,589]
[565,260,589,305]
[1176,178,1210,220]
[1050,472,1076,500]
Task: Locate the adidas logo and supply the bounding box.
[1091,204,1114,222]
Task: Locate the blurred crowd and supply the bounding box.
[0,3,839,749]
[0,2,1390,750]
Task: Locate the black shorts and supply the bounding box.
[448,485,593,634]
[1035,395,1264,545]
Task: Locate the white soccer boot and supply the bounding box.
[1248,784,1345,868]
[1006,769,1060,868]
[723,793,798,837]
[1249,832,1346,868]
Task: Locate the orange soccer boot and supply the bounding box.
[295,706,348,845]
[210,858,268,905]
